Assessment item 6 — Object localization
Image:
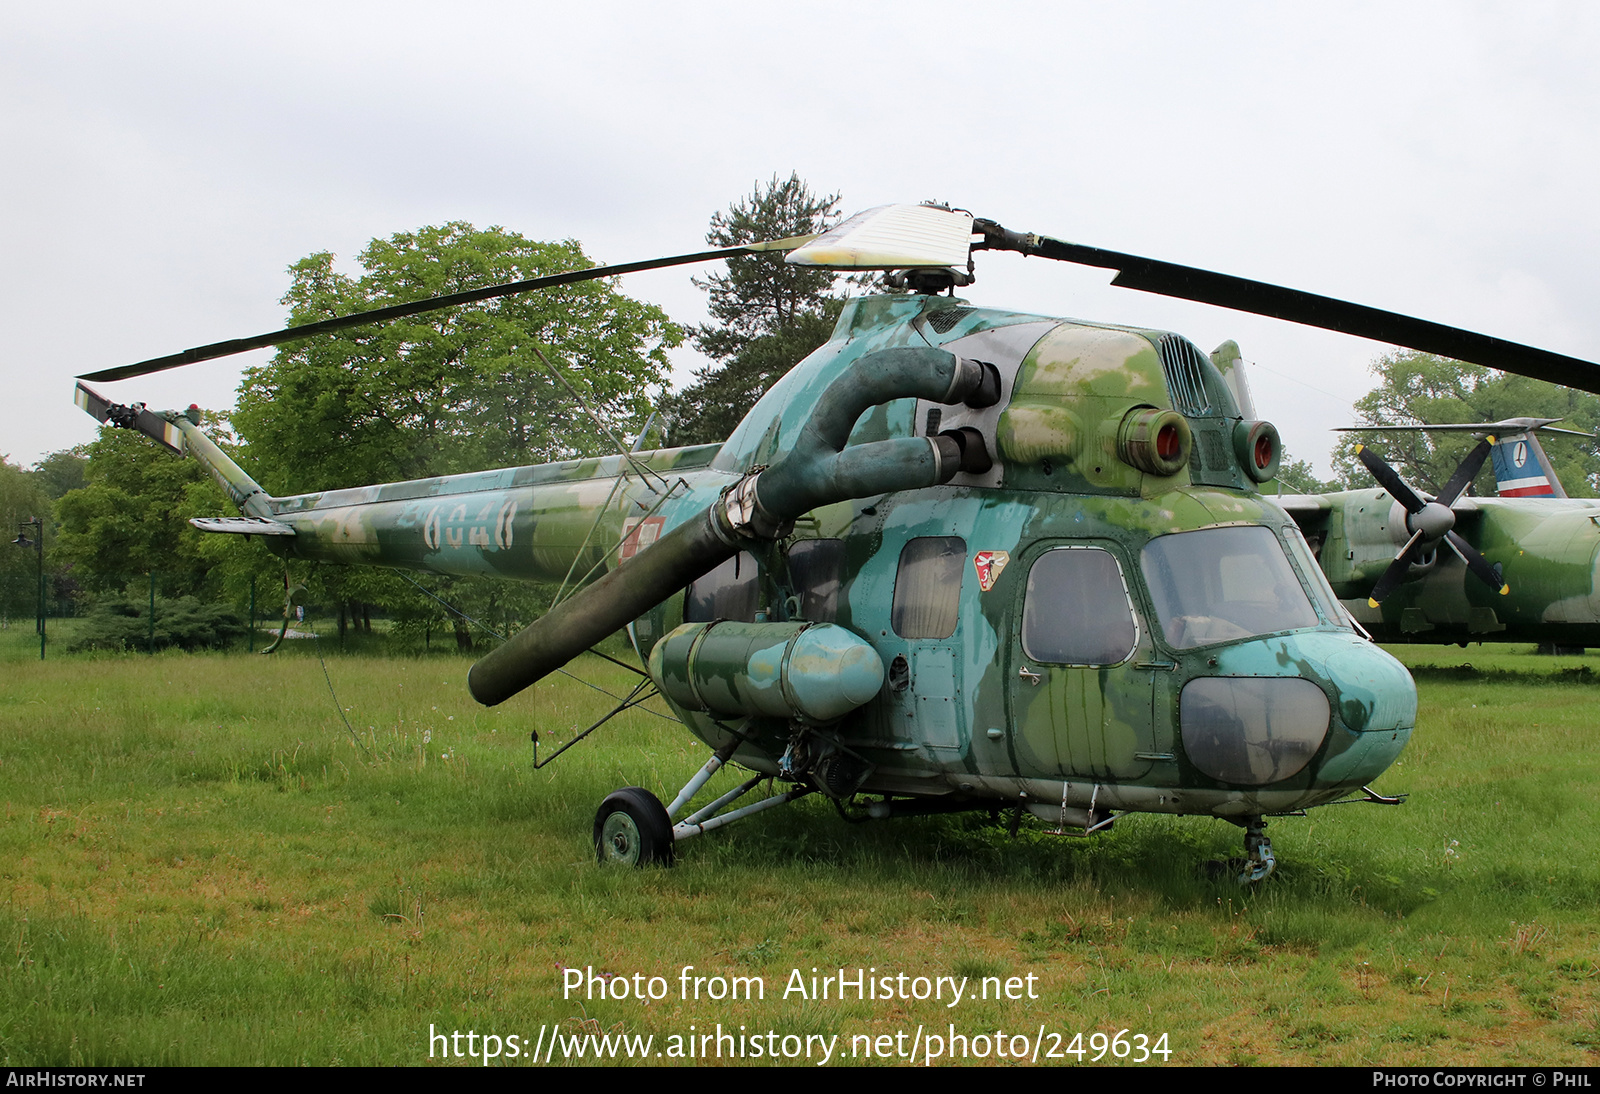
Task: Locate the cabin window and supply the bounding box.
[686,551,759,622]
[1021,547,1138,665]
[787,539,845,622]
[1141,525,1320,648]
[891,536,966,639]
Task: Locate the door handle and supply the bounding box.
[1018,666,1042,686]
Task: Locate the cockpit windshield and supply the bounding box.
[1140,525,1321,649]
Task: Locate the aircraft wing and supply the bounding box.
[1268,493,1333,515]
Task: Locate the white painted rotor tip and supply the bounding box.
[786,204,974,270]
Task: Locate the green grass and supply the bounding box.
[1,630,1598,1065]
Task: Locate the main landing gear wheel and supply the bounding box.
[594,787,675,867]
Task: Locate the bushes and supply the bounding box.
[70,593,245,652]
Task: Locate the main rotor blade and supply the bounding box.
[79,234,817,384]
[975,220,1600,395]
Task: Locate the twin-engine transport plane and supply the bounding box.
[1281,418,1600,646]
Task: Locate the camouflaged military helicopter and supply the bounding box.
[72,204,1600,883]
[1280,418,1600,646]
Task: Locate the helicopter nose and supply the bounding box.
[1185,632,1416,789]
[1311,636,1417,788]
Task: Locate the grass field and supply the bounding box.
[1,623,1597,1066]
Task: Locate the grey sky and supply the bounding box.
[4,2,1598,479]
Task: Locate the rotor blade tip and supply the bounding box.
[1367,598,1381,608]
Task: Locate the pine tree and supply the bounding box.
[662,175,843,445]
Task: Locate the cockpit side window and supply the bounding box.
[686,551,759,622]
[1281,524,1350,630]
[1021,547,1139,665]
[1141,525,1321,649]
[891,536,965,639]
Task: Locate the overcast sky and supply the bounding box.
[4,1,1598,479]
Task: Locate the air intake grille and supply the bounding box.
[927,307,972,334]
[1158,335,1213,416]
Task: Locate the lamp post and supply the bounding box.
[11,518,44,661]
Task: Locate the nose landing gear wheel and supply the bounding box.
[594,787,675,867]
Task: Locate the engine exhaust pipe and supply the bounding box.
[467,346,998,706]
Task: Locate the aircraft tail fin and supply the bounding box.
[1488,430,1566,498]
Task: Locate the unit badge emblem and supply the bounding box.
[974,550,1010,591]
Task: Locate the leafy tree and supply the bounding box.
[30,448,88,499]
[662,175,844,445]
[1331,351,1600,498]
[230,222,682,646]
[235,223,680,492]
[53,417,231,599]
[1272,453,1343,494]
[0,456,53,625]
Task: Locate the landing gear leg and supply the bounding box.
[1239,817,1276,884]
[594,745,813,867]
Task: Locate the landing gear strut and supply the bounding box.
[593,742,812,868]
[1203,816,1277,884]
[1239,817,1276,884]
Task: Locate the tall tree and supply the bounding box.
[30,448,87,499]
[1332,350,1600,497]
[1273,453,1343,494]
[662,175,844,445]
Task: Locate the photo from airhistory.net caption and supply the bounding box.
[429,962,1170,1065]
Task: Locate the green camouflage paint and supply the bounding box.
[1291,489,1600,646]
[150,293,1416,822]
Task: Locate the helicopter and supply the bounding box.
[71,203,1600,883]
[1278,418,1600,646]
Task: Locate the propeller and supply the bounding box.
[972,220,1600,396]
[1352,439,1508,606]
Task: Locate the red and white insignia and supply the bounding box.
[974,550,1010,592]
[619,516,665,560]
